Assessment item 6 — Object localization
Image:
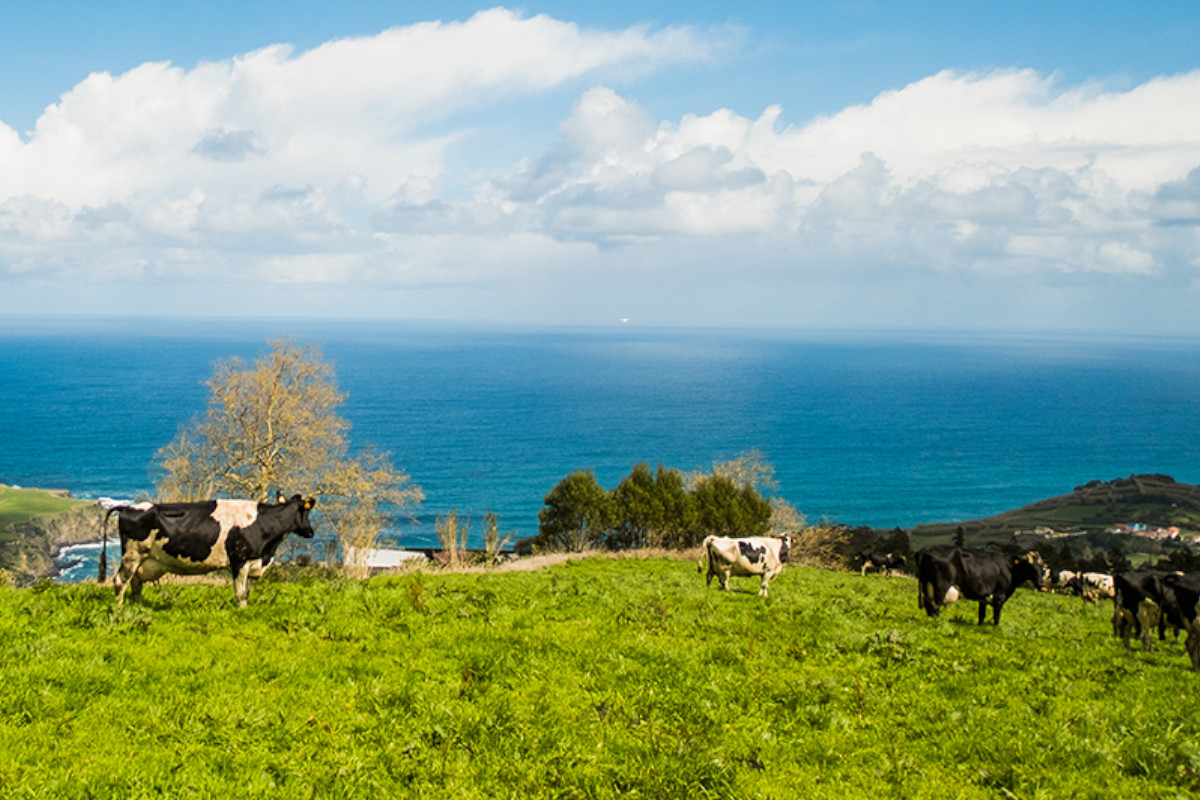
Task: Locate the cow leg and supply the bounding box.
[1185,624,1200,672]
[919,581,941,617]
[977,601,988,625]
[861,562,869,577]
[1113,601,1127,640]
[129,560,169,604]
[115,551,145,604]
[1137,601,1160,652]
[231,558,252,608]
[1116,607,1137,649]
[759,575,770,597]
[114,573,132,605]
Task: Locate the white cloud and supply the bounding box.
[2,10,1200,328]
[1,9,717,209]
[469,69,1200,280]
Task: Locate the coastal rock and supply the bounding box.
[0,500,103,582]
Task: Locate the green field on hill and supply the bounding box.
[0,485,88,534]
[2,557,1197,799]
[914,475,1200,544]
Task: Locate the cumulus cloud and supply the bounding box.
[192,128,268,162]
[2,8,1200,328]
[472,70,1200,279]
[0,9,717,285]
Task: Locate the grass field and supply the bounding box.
[1,557,1197,799]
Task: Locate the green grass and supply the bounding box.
[0,485,88,532]
[1,558,1198,799]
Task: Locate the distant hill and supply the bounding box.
[912,474,1200,546]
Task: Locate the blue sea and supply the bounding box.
[3,317,1200,582]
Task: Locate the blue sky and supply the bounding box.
[3,1,1200,331]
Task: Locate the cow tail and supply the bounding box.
[99,506,118,583]
[697,535,715,575]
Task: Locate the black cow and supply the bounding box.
[1163,573,1200,671]
[916,545,1044,625]
[859,550,906,577]
[102,495,317,607]
[1112,569,1186,652]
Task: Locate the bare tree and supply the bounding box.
[482,511,518,566]
[435,509,472,567]
[685,449,779,493]
[788,524,848,569]
[769,496,807,537]
[154,339,422,575]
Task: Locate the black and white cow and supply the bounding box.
[1068,571,1115,603]
[1047,569,1078,592]
[701,534,792,597]
[1163,572,1200,671]
[858,550,906,577]
[916,545,1044,625]
[102,495,317,607]
[1112,569,1186,652]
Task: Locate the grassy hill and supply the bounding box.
[1,556,1197,798]
[0,485,88,531]
[912,474,1200,546]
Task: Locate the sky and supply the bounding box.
[2,1,1200,332]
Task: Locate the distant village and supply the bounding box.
[1024,524,1197,542]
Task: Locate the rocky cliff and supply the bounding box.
[0,498,103,582]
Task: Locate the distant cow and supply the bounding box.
[701,535,792,597]
[102,495,317,607]
[1069,571,1115,603]
[1047,569,1078,592]
[916,545,1044,625]
[1163,573,1200,671]
[859,550,906,577]
[1112,570,1186,651]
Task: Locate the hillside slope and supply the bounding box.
[912,473,1200,544]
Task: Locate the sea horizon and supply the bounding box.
[4,315,1200,581]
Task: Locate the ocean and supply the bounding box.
[3,317,1200,582]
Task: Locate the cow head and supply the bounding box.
[286,494,318,538]
[1012,552,1045,591]
[779,534,793,563]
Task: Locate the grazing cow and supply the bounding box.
[1047,569,1078,592]
[102,495,317,607]
[1112,570,1186,651]
[701,535,792,597]
[859,550,906,577]
[1163,573,1200,671]
[916,545,1044,625]
[1069,571,1115,603]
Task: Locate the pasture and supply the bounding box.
[1,557,1197,799]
